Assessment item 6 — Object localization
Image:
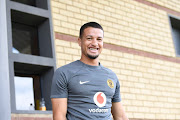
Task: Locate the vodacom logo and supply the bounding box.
[93,92,106,107]
[89,92,108,113]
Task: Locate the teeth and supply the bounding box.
[89,48,97,50]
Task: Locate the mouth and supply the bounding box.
[89,47,99,53]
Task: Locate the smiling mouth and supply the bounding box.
[89,48,99,53]
[89,48,98,50]
[87,48,99,59]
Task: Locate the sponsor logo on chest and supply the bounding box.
[82,79,115,113]
[89,92,108,113]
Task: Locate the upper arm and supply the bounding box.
[111,102,129,120]
[51,68,68,98]
[112,75,121,102]
[51,98,67,120]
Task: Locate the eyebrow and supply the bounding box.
[86,35,103,38]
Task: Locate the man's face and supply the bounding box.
[78,27,104,60]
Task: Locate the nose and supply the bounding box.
[91,38,98,46]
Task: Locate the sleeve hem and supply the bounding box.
[112,99,121,102]
[50,95,68,98]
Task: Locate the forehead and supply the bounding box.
[83,27,104,37]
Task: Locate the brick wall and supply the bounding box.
[51,0,180,119]
[13,0,180,119]
[11,114,52,120]
[146,0,180,13]
[51,0,175,57]
[54,33,180,119]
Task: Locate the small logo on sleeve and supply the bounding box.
[107,79,114,88]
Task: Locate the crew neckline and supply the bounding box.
[77,60,102,69]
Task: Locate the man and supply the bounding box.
[51,22,129,120]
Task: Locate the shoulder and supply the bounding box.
[101,65,119,81]
[55,60,84,75]
[53,61,84,82]
[101,65,116,76]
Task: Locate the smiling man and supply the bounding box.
[51,22,129,120]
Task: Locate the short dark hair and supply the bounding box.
[79,22,103,38]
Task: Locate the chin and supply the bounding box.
[87,54,99,59]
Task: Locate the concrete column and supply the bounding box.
[0,0,11,119]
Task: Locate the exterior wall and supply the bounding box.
[0,0,11,120]
[11,114,52,120]
[9,0,56,119]
[51,0,180,120]
[146,0,180,13]
[52,0,175,57]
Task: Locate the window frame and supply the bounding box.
[168,14,180,57]
[6,0,56,114]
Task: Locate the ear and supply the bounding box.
[78,37,81,47]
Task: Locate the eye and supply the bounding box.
[87,37,92,40]
[97,38,102,41]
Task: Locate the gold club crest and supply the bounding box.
[107,79,114,88]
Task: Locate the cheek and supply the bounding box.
[83,41,91,48]
[81,42,89,51]
[99,43,103,48]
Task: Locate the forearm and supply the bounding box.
[53,115,67,120]
[51,98,67,120]
[113,114,129,120]
[111,102,129,120]
[113,113,129,120]
[53,110,67,120]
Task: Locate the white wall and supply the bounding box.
[0,0,11,119]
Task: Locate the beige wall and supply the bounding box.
[52,0,175,57]
[11,114,52,120]
[147,0,180,13]
[51,0,180,119]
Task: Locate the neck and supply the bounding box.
[80,56,99,66]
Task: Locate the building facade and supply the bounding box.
[0,0,180,120]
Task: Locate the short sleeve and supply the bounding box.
[50,68,68,98]
[112,78,121,102]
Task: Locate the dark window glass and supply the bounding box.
[170,17,180,56]
[12,22,39,55]
[11,0,48,10]
[11,0,35,6]
[11,10,53,58]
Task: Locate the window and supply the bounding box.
[14,62,53,111]
[169,15,180,57]
[14,76,35,110]
[7,0,56,114]
[12,22,39,55]
[11,61,55,113]
[11,0,48,10]
[11,10,53,58]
